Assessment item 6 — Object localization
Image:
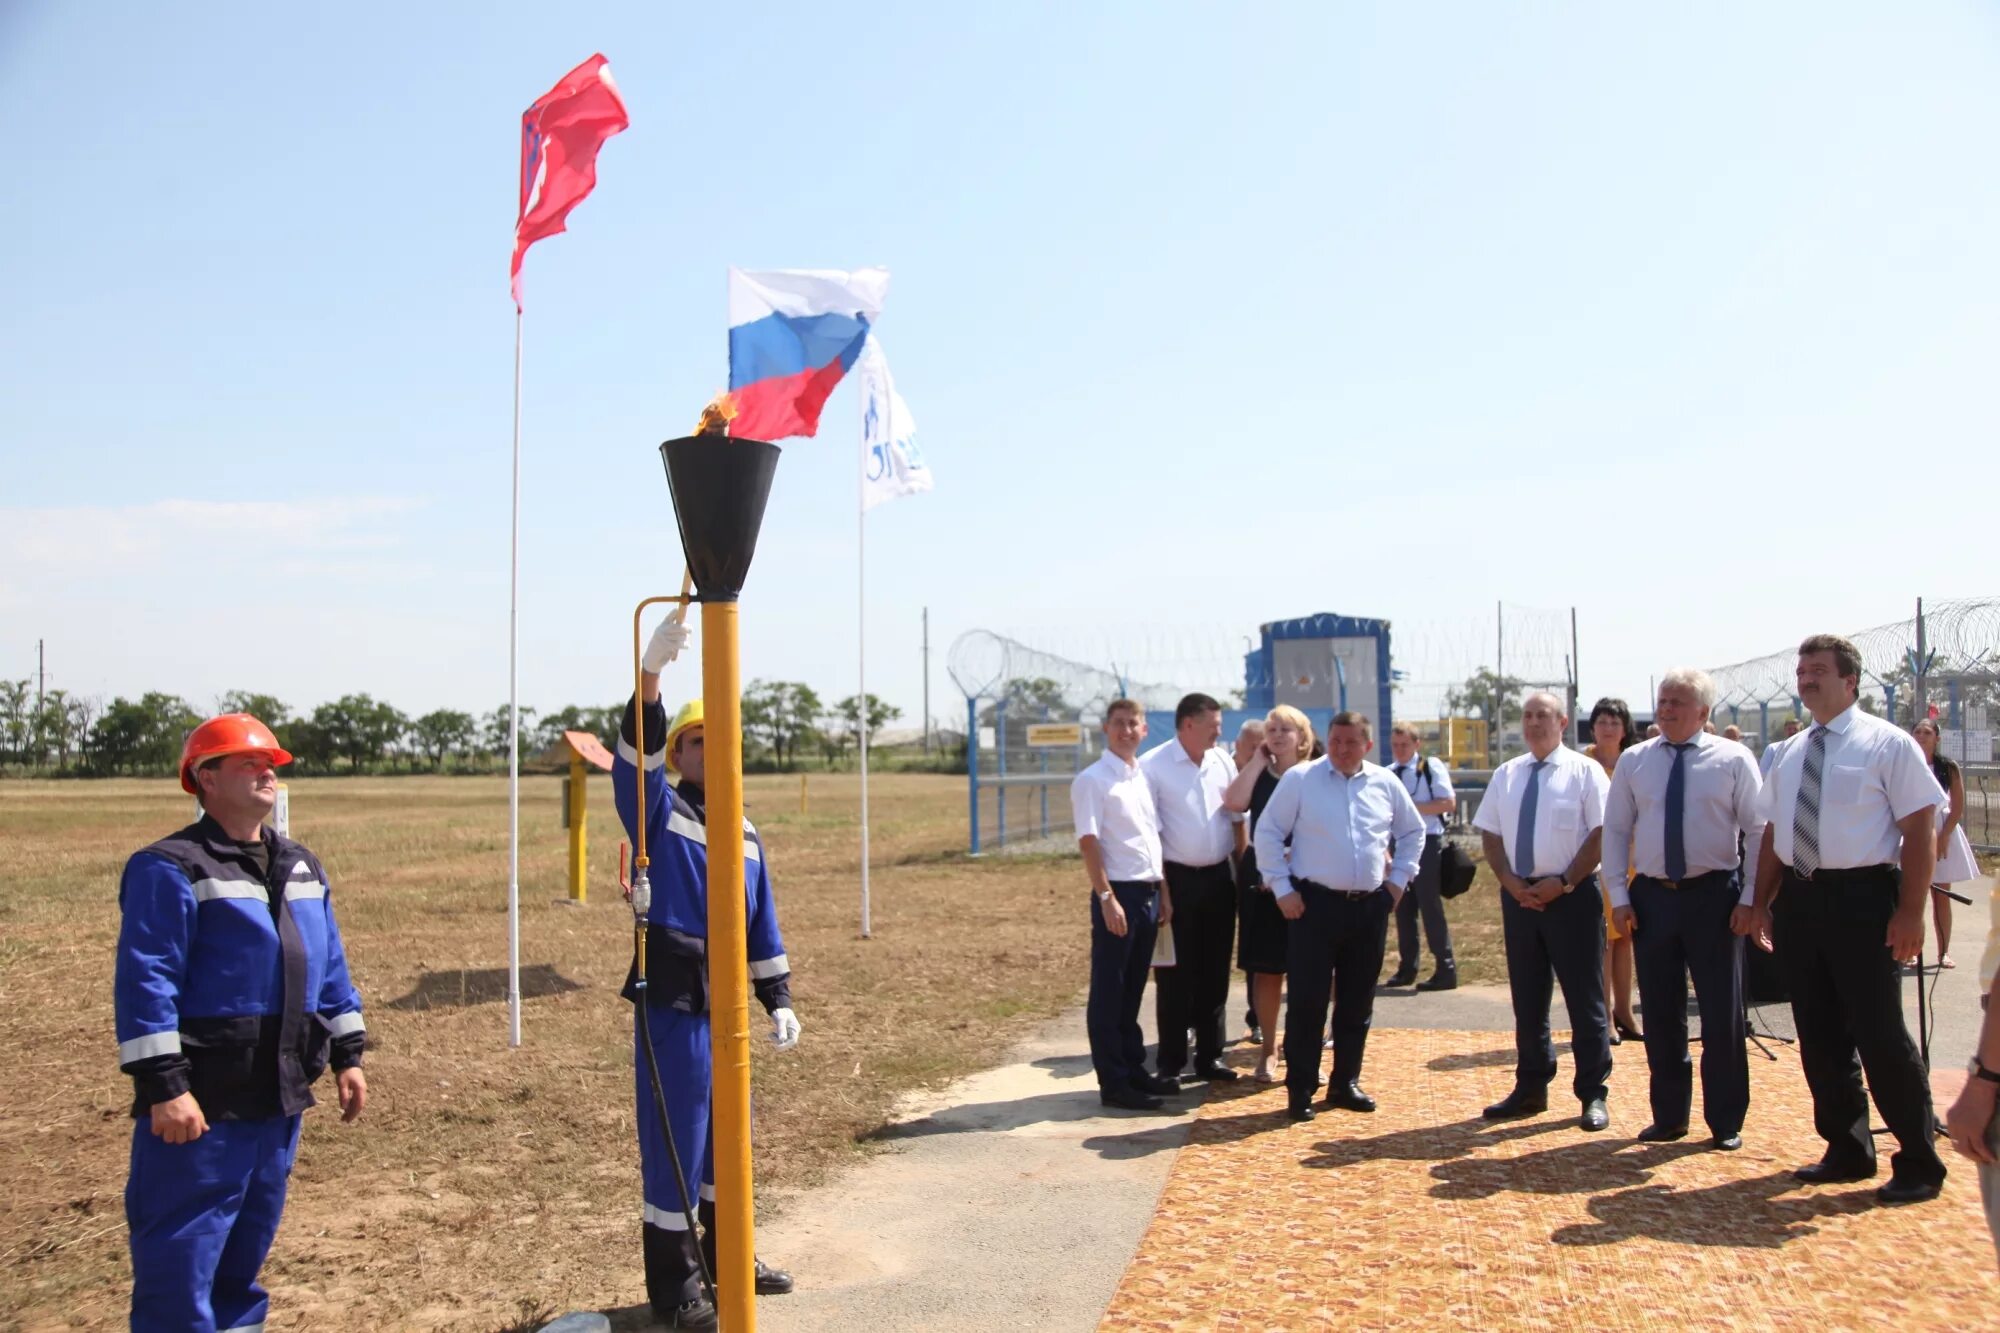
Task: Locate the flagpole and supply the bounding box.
[507,306,523,1048]
[858,419,872,940]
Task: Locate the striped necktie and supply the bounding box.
[1793,726,1829,875]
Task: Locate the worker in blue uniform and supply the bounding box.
[614,618,799,1330]
[115,713,368,1332]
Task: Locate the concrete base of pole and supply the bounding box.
[538,1314,611,1333]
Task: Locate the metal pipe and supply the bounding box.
[702,598,756,1332]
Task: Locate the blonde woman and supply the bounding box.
[1222,705,1316,1082]
[1913,717,1979,968]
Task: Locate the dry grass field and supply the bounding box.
[0,773,1512,1331]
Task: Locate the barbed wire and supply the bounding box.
[946,629,1191,716]
[1706,598,2000,705]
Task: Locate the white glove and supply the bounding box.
[770,1007,801,1051]
[642,618,691,673]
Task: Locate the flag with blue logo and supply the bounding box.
[857,335,933,511]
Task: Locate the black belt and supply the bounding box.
[1164,859,1231,873]
[1293,878,1383,897]
[1636,869,1733,892]
[1107,879,1162,891]
[1783,863,1896,885]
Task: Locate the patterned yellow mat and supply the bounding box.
[1101,1028,1997,1331]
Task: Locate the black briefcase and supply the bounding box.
[1439,840,1478,900]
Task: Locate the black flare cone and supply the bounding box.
[658,435,782,601]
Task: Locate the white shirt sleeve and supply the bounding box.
[1254,767,1304,899]
[1883,733,1945,823]
[1071,772,1103,842]
[1601,758,1636,909]
[1734,751,1764,906]
[1472,765,1507,837]
[1580,757,1610,833]
[1429,760,1457,807]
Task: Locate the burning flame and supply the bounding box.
[694,392,739,437]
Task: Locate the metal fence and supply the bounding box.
[949,630,1190,854]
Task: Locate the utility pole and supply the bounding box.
[1569,606,1580,728]
[36,639,45,767]
[1914,596,1928,725]
[922,606,931,755]
[1494,601,1504,728]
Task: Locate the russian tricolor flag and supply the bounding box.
[728,267,890,441]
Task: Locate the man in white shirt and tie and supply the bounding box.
[1072,699,1182,1112]
[1384,721,1459,991]
[1603,668,1764,1151]
[1473,690,1615,1131]
[1255,711,1425,1122]
[1142,693,1244,1085]
[1743,634,1948,1204]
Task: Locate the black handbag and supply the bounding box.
[1439,839,1478,899]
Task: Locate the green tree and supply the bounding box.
[980,677,1069,726]
[312,694,408,772]
[217,691,292,740]
[89,693,198,775]
[0,680,30,763]
[742,680,821,770]
[482,704,539,766]
[1444,668,1527,729]
[412,709,478,770]
[830,693,903,761]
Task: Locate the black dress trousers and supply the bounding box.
[1774,867,1945,1182]
[1500,875,1612,1103]
[1283,881,1393,1108]
[1629,871,1747,1136]
[1154,860,1237,1077]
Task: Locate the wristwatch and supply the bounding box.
[1974,1058,2000,1085]
[1097,889,1114,902]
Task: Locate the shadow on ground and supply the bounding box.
[384,962,584,1011]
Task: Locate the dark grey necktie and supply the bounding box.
[1793,726,1829,875]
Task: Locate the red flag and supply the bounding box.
[511,55,629,310]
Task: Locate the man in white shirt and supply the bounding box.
[1072,699,1181,1112]
[1384,721,1459,991]
[1744,634,1947,1203]
[1603,668,1764,1151]
[1473,691,1615,1131]
[1142,693,1244,1084]
[1255,712,1425,1122]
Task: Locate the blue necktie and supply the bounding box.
[1664,742,1693,881]
[1515,760,1548,878]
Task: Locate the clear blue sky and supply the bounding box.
[3,2,1996,732]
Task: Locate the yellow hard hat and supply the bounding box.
[664,699,704,774]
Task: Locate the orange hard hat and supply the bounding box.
[179,714,294,794]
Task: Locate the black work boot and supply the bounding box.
[644,1221,713,1327]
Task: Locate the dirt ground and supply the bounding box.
[0,774,1516,1331]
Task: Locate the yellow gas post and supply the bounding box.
[557,731,614,904]
[659,431,782,1332]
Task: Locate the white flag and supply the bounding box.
[857,335,933,511]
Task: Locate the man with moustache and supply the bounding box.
[1742,634,1948,1204]
[1474,691,1616,1130]
[1604,668,1764,1151]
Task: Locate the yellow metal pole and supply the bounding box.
[702,598,755,1331]
[567,751,587,902]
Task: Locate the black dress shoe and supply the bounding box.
[1134,1074,1182,1096]
[1416,972,1459,992]
[1793,1159,1876,1185]
[1322,1080,1377,1113]
[1483,1087,1548,1120]
[1194,1063,1241,1083]
[660,1297,718,1330]
[1876,1175,1944,1206]
[1636,1123,1688,1143]
[754,1258,794,1295]
[1382,968,1418,988]
[1099,1087,1165,1111]
[1287,1104,1316,1123]
[1711,1134,1743,1152]
[1614,1019,1644,1044]
[1580,1099,1610,1132]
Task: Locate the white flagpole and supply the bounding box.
[858,403,872,940]
[507,307,523,1048]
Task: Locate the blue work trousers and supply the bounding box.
[126,1114,301,1332]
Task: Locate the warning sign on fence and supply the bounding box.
[1025,723,1085,748]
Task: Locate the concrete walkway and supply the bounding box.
[558,877,1993,1331]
